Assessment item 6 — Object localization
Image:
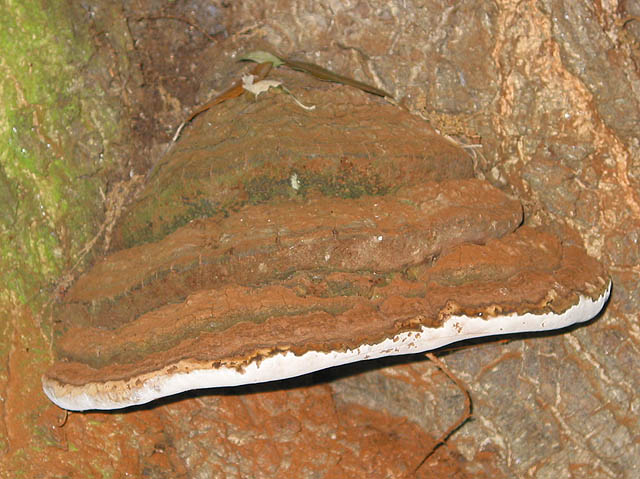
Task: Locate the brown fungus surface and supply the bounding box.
[43,72,609,410]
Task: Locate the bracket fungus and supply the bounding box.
[43,72,610,410]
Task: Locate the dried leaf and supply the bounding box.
[241,50,393,99]
[239,50,284,67]
[183,62,273,124]
[242,75,315,110]
[282,58,393,98]
[242,74,282,97]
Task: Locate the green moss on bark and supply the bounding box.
[0,1,118,303]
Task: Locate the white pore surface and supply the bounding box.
[44,283,611,411]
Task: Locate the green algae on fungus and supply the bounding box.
[109,71,473,251]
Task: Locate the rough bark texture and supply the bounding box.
[2,0,639,478]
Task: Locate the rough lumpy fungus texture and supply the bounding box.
[43,72,609,410]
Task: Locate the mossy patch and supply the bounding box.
[0,1,118,304]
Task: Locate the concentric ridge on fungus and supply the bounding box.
[42,77,611,410]
[42,199,611,410]
[44,282,609,411]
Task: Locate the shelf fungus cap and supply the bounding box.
[42,180,611,411]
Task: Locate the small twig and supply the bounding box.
[619,15,640,28]
[187,62,272,123]
[413,352,472,475]
[56,408,70,428]
[277,85,316,111]
[137,14,222,43]
[165,62,273,149]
